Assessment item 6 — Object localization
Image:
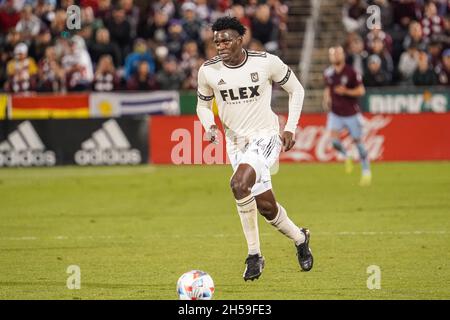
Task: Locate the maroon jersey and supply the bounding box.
[324,64,362,116]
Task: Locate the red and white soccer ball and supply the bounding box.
[176,270,215,300]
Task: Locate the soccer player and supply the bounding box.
[323,46,371,186]
[196,17,313,281]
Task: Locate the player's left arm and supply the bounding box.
[334,84,365,97]
[269,55,305,152]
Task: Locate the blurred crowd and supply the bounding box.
[0,0,288,93]
[342,0,450,87]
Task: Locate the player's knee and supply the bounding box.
[230,178,250,198]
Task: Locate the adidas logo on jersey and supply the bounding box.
[218,79,226,85]
[219,85,260,102]
[74,119,141,165]
[0,121,56,167]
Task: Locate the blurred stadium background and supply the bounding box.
[0,0,449,300]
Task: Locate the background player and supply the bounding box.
[196,17,313,281]
[323,46,371,186]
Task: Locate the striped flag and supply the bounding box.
[89,91,180,118]
[11,94,89,119]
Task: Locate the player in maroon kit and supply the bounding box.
[323,46,371,186]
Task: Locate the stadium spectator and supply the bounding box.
[363,54,391,86]
[421,1,445,41]
[0,0,21,34]
[166,19,187,58]
[195,0,213,22]
[342,0,367,34]
[152,0,176,20]
[61,36,94,91]
[2,29,21,58]
[153,45,169,72]
[366,37,394,81]
[156,55,185,90]
[37,45,65,92]
[96,0,113,21]
[50,9,67,38]
[34,0,56,26]
[345,33,369,76]
[123,38,155,80]
[430,13,450,48]
[436,48,450,85]
[15,5,41,43]
[120,0,140,39]
[105,6,132,64]
[180,40,200,77]
[391,0,421,28]
[93,54,120,91]
[29,27,53,63]
[80,0,99,16]
[137,10,169,46]
[427,39,444,68]
[412,49,439,86]
[403,20,427,52]
[182,56,204,90]
[59,0,75,10]
[366,27,393,55]
[267,0,289,51]
[231,4,251,30]
[126,60,157,90]
[244,0,259,20]
[5,42,38,92]
[251,4,278,53]
[398,43,419,83]
[181,2,203,45]
[89,28,121,67]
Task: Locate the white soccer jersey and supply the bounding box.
[197,50,293,142]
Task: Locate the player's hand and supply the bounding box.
[281,131,295,152]
[334,85,347,96]
[206,125,219,145]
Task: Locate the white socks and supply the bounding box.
[236,194,261,255]
[266,203,305,246]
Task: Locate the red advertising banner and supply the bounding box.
[149,113,450,164]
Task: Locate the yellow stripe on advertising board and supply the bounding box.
[11,108,90,119]
[0,95,7,120]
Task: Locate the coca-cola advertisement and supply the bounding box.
[149,113,450,164]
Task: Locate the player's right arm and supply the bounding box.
[323,87,331,112]
[196,65,218,144]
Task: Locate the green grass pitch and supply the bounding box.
[0,162,449,300]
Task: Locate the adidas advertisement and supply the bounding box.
[0,121,56,167]
[0,118,148,167]
[74,119,144,165]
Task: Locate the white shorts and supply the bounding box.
[227,134,282,196]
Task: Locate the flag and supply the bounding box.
[89,91,180,118]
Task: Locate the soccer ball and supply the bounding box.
[176,270,215,300]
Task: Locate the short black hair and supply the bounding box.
[211,16,246,36]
